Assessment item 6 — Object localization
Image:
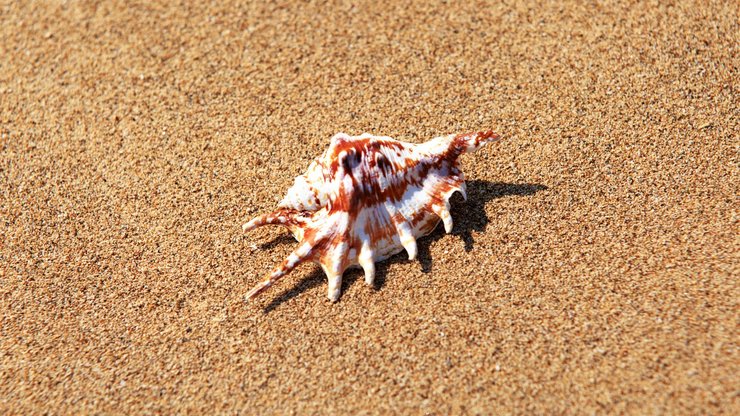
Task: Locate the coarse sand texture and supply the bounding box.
[1,1,737,414]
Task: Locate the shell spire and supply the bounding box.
[243,130,501,302]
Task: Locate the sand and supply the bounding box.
[1,0,738,414]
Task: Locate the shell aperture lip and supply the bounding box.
[243,130,501,302]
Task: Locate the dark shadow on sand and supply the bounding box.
[261,180,547,313]
[258,233,296,251]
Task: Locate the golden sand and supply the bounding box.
[1,1,737,414]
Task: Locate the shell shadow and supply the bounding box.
[414,180,547,273]
[261,180,547,313]
[258,233,295,251]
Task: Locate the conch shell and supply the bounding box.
[243,130,501,302]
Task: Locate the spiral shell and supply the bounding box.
[243,130,501,302]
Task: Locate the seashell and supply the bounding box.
[243,130,501,302]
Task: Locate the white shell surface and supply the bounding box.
[243,130,500,301]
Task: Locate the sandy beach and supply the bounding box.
[1,1,737,414]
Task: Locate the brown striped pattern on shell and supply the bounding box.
[243,130,501,302]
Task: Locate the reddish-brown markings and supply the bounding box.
[325,134,489,218]
[321,132,493,261]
